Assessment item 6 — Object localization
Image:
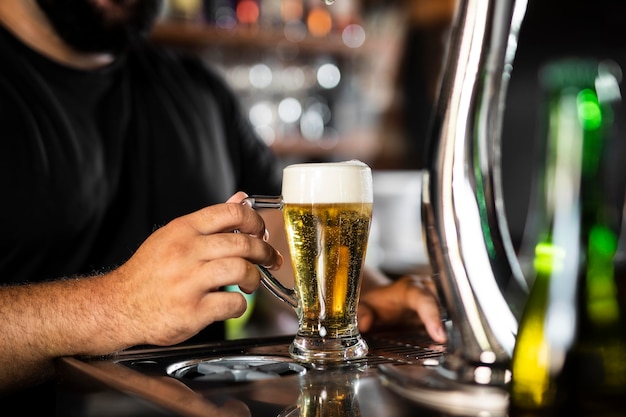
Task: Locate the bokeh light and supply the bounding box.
[278,97,302,124]
[317,63,341,89]
[236,0,259,24]
[249,63,273,89]
[342,24,366,48]
[307,7,332,37]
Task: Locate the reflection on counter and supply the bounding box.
[280,368,364,417]
[56,331,447,417]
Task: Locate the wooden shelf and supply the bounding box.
[269,129,380,162]
[149,20,375,57]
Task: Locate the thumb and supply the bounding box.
[227,191,249,203]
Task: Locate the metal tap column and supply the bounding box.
[422,0,529,386]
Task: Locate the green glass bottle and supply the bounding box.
[509,58,626,415]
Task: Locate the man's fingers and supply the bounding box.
[182,201,267,238]
[403,276,447,343]
[199,291,250,322]
[408,292,447,343]
[226,191,248,204]
[357,275,447,343]
[195,257,266,294]
[193,233,283,270]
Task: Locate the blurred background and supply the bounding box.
[151,0,626,337]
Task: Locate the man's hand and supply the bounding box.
[357,274,447,343]
[0,192,284,393]
[112,191,284,347]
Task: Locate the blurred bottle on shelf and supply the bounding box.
[167,0,204,20]
[196,0,361,39]
[259,0,283,29]
[509,58,626,416]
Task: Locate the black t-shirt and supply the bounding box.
[0,25,282,283]
[0,23,284,409]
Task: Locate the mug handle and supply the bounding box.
[242,196,298,308]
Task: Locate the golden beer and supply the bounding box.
[283,202,372,339]
[247,160,373,362]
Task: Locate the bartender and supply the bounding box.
[0,0,446,413]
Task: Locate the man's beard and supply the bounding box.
[36,0,162,54]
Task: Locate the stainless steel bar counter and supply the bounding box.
[56,330,458,417]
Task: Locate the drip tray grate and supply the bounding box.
[167,356,308,382]
[109,330,445,379]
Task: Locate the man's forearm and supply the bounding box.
[0,275,129,394]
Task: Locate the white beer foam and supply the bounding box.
[282,160,373,204]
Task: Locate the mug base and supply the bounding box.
[289,334,369,364]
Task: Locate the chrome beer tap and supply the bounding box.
[423,0,530,382]
[379,0,530,413]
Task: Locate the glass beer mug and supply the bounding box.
[244,160,373,364]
